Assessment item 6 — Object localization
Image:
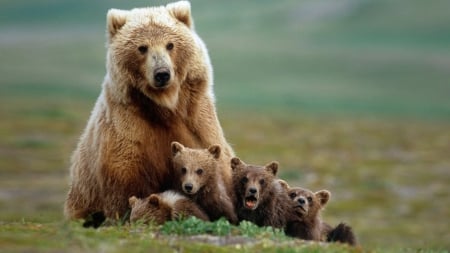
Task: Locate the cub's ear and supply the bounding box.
[265,161,279,176]
[207,145,221,159]
[278,179,290,191]
[106,9,129,41]
[315,190,331,207]
[128,196,138,208]
[166,1,192,28]
[230,157,243,171]
[171,141,185,157]
[148,194,160,207]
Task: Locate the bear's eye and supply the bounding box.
[289,192,297,199]
[181,167,187,174]
[138,45,148,54]
[196,168,203,175]
[259,179,265,185]
[241,177,248,184]
[307,197,313,203]
[166,42,174,51]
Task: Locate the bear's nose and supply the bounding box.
[298,197,306,205]
[154,68,171,87]
[184,183,193,193]
[249,187,257,194]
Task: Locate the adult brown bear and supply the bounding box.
[64,1,233,222]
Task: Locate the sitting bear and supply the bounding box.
[129,190,209,224]
[64,0,234,222]
[171,142,238,224]
[230,157,290,228]
[282,183,357,246]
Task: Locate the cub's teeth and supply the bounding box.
[245,200,256,208]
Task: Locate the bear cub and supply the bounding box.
[231,157,290,228]
[171,142,238,224]
[283,184,357,246]
[129,190,209,224]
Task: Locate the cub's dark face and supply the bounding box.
[231,157,279,210]
[237,168,270,210]
[287,187,330,220]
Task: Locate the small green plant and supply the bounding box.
[161,217,233,236]
[238,220,286,239]
[160,216,288,240]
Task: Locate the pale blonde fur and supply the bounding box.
[159,190,185,207]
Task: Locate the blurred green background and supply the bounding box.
[0,0,449,250]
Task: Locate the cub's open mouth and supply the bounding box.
[244,196,258,209]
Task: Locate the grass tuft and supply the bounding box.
[161,217,287,239]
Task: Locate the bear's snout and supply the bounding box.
[244,187,259,210]
[298,197,306,204]
[248,187,257,194]
[294,196,308,214]
[154,67,171,87]
[183,183,194,193]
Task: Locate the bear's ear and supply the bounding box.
[107,9,129,41]
[148,194,160,207]
[315,190,331,207]
[207,145,221,159]
[166,1,192,28]
[171,141,185,157]
[265,161,279,176]
[128,196,138,208]
[278,179,290,192]
[230,157,243,171]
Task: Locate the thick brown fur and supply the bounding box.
[64,1,234,221]
[327,222,357,246]
[231,157,290,228]
[129,190,209,224]
[171,142,238,224]
[284,186,357,246]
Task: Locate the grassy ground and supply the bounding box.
[0,0,449,252]
[1,219,365,253]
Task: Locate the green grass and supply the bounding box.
[0,0,450,252]
[1,219,447,253]
[0,219,365,253]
